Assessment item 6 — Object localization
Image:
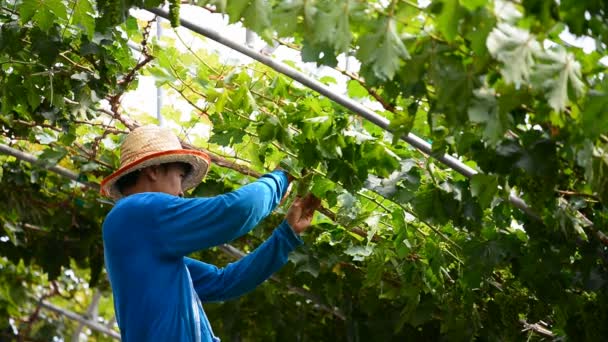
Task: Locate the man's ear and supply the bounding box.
[141,166,160,182]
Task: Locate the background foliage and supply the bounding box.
[1,0,608,340]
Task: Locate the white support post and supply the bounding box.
[71,290,102,342]
[156,17,165,127]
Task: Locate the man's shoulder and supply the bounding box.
[114,192,176,210]
[103,193,174,231]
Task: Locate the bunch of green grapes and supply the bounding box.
[514,173,554,210]
[168,0,180,27]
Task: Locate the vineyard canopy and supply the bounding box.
[1,0,608,341]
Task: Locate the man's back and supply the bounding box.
[103,193,215,341]
[103,172,295,341]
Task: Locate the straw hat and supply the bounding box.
[100,125,211,199]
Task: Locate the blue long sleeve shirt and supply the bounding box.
[102,171,301,341]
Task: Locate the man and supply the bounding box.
[100,125,320,341]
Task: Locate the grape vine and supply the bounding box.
[1,0,608,340]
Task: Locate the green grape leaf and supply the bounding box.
[531,47,585,112]
[226,0,250,21]
[357,18,409,81]
[301,40,339,67]
[310,175,335,198]
[581,80,608,141]
[272,0,303,36]
[470,174,499,209]
[436,0,462,42]
[347,80,368,98]
[209,128,246,146]
[72,0,95,38]
[2,222,23,246]
[468,88,509,145]
[36,146,67,167]
[487,23,541,87]
[20,0,67,31]
[388,110,416,144]
[344,244,374,261]
[242,0,272,40]
[305,0,363,53]
[460,0,486,11]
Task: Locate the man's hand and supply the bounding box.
[286,194,321,235]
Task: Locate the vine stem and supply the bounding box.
[173,29,219,74]
[62,0,79,39]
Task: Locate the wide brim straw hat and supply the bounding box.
[100,125,211,200]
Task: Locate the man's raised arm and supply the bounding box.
[185,195,320,302]
[153,170,291,257]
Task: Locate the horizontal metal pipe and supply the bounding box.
[0,144,97,189]
[148,9,545,207]
[148,8,479,175]
[41,300,121,339]
[149,8,606,245]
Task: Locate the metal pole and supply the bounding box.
[147,10,477,170]
[41,300,121,340]
[156,17,165,127]
[147,8,550,215]
[0,144,96,188]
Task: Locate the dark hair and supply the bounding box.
[161,162,192,175]
[116,162,193,194]
[116,170,141,194]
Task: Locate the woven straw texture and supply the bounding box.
[100,125,210,199]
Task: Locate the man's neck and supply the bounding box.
[122,182,155,197]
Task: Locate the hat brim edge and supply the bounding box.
[100,149,211,200]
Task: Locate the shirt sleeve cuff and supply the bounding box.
[266,170,290,196]
[276,220,303,250]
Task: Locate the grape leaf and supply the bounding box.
[357,18,410,81]
[36,146,67,167]
[242,0,272,40]
[460,0,486,11]
[344,245,374,261]
[470,174,499,209]
[581,80,608,141]
[487,23,541,87]
[436,0,462,42]
[347,80,368,98]
[272,0,303,36]
[531,47,585,112]
[468,88,510,145]
[72,0,95,39]
[19,0,67,32]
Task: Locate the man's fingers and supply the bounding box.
[297,194,320,222]
[304,194,321,214]
[302,193,320,208]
